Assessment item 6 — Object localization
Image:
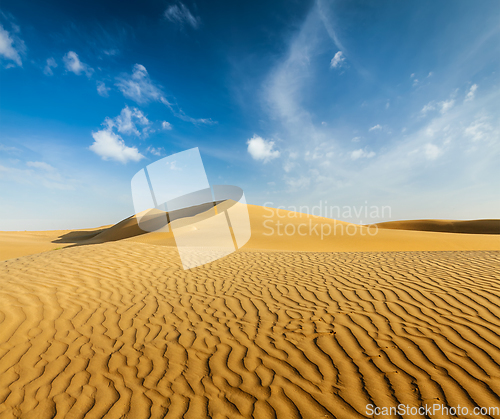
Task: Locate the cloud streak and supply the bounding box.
[164,3,200,29]
[115,63,215,125]
[116,64,167,105]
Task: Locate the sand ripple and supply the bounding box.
[1,244,499,418]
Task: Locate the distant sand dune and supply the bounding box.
[1,205,499,261]
[1,245,500,418]
[375,219,500,235]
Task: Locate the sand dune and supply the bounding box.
[1,204,500,418]
[375,219,500,235]
[0,227,106,261]
[1,205,498,262]
[93,204,500,252]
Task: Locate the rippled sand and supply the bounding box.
[1,204,500,418]
[1,240,500,418]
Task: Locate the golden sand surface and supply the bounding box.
[0,205,500,418]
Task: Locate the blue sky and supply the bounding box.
[0,0,499,230]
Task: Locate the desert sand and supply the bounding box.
[1,204,499,418]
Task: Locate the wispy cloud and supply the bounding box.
[421,101,435,115]
[105,105,151,137]
[26,161,57,172]
[424,143,441,160]
[465,84,478,102]
[464,116,496,142]
[116,64,167,104]
[247,135,280,163]
[421,96,455,115]
[439,99,454,114]
[0,161,71,190]
[162,121,172,130]
[0,144,21,154]
[351,149,375,160]
[257,0,500,219]
[116,64,215,125]
[146,146,164,156]
[43,57,57,76]
[164,3,200,29]
[0,23,26,67]
[330,51,345,69]
[96,81,110,97]
[63,51,94,77]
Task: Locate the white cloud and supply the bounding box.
[26,161,56,172]
[465,84,478,102]
[90,106,150,163]
[286,176,310,190]
[0,162,71,190]
[164,3,200,29]
[43,57,57,76]
[421,101,436,115]
[103,49,119,56]
[105,105,150,137]
[351,136,361,142]
[464,117,494,142]
[424,143,441,160]
[90,129,144,163]
[0,143,21,153]
[439,99,455,114]
[176,113,215,125]
[162,121,172,130]
[351,149,375,160]
[63,51,93,77]
[249,1,500,220]
[283,161,295,173]
[115,64,214,125]
[423,93,459,116]
[330,51,345,69]
[146,146,164,156]
[369,124,382,131]
[247,135,280,162]
[96,81,110,97]
[0,24,25,66]
[115,64,168,105]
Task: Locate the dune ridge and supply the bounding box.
[1,205,499,261]
[375,219,500,235]
[1,242,500,418]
